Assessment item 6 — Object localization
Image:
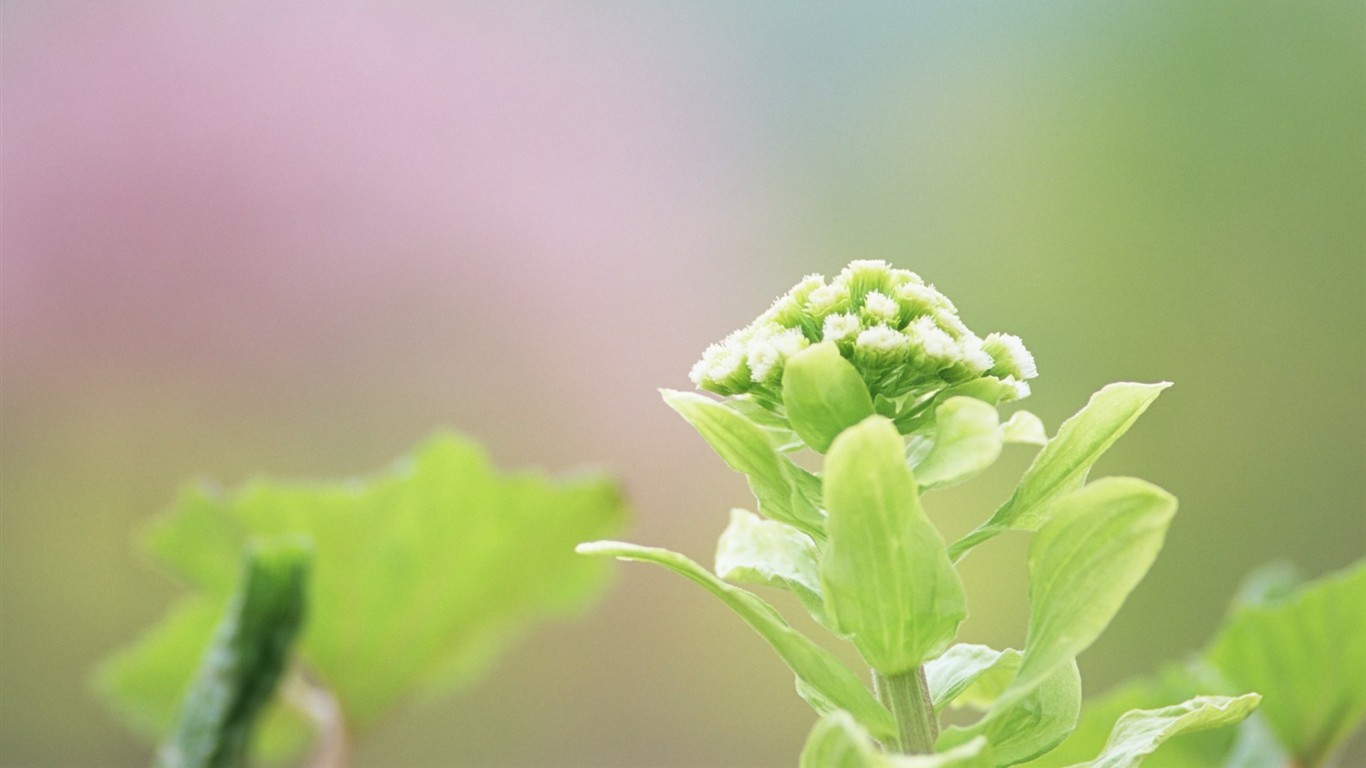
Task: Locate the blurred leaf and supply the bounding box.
[782,342,877,453]
[153,539,310,768]
[1067,694,1260,768]
[926,644,1022,713]
[577,541,895,738]
[1208,559,1366,767]
[821,416,966,674]
[1009,479,1176,705]
[1000,411,1047,446]
[1228,561,1304,609]
[104,433,625,748]
[801,711,994,768]
[911,397,1003,490]
[939,659,1082,767]
[663,389,825,538]
[715,508,830,627]
[949,383,1170,560]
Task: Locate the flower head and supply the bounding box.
[689,261,1037,409]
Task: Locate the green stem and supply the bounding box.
[874,667,938,754]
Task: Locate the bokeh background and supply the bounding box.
[3,2,1363,766]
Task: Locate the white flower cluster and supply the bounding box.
[689,260,1036,404]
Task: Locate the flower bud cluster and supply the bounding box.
[689,260,1036,405]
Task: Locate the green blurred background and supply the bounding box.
[2,2,1362,765]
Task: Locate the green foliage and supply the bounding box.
[582,261,1230,766]
[1009,479,1176,705]
[948,383,1170,561]
[1209,561,1366,767]
[100,433,625,760]
[1073,695,1262,768]
[1025,560,1366,768]
[152,539,310,768]
[821,416,965,675]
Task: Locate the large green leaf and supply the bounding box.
[1067,694,1260,768]
[949,383,1169,560]
[1011,478,1176,703]
[939,659,1082,767]
[154,539,311,768]
[782,342,877,453]
[801,711,994,768]
[663,389,825,538]
[577,541,895,738]
[910,397,1003,490]
[821,416,967,674]
[1208,559,1366,767]
[715,508,830,626]
[101,433,625,749]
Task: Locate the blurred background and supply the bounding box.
[2,2,1362,765]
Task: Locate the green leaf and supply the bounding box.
[925,644,1022,713]
[1011,478,1176,704]
[939,658,1082,767]
[715,508,830,627]
[1068,694,1261,768]
[1000,411,1047,446]
[911,397,1003,490]
[663,389,825,538]
[782,342,877,453]
[802,711,994,767]
[821,416,967,674]
[578,540,895,738]
[155,538,311,768]
[1208,559,1366,767]
[949,383,1170,560]
[1017,665,1247,768]
[102,433,625,749]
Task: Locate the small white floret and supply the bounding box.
[861,290,900,323]
[906,315,959,364]
[822,313,861,344]
[985,332,1038,380]
[805,282,850,317]
[746,325,809,383]
[958,335,995,374]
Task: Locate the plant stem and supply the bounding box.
[874,666,938,754]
